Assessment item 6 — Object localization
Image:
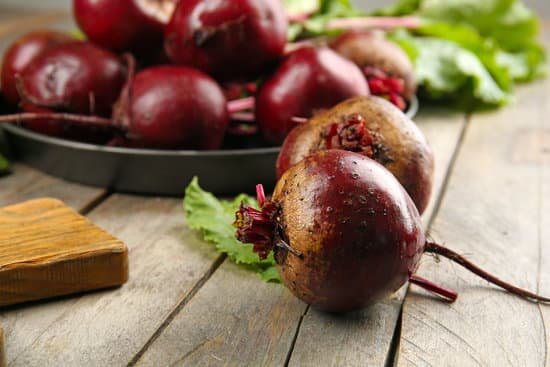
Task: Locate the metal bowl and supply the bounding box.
[2,96,418,195]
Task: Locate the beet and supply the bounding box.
[112,65,229,149]
[277,96,433,214]
[255,47,370,145]
[165,0,288,80]
[331,31,417,110]
[235,150,550,312]
[73,0,177,57]
[18,41,126,117]
[0,65,229,149]
[0,30,73,107]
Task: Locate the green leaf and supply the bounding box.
[391,31,510,108]
[374,0,422,16]
[183,177,281,283]
[0,154,9,176]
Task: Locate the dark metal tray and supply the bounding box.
[1,97,418,196]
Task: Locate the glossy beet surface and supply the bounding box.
[165,0,287,79]
[276,96,434,214]
[331,31,417,103]
[74,0,177,56]
[114,66,228,149]
[19,41,126,117]
[256,47,369,145]
[274,150,425,311]
[1,30,73,106]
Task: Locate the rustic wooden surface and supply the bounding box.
[0,198,128,306]
[0,10,549,367]
[0,327,5,367]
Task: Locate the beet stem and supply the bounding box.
[326,16,421,31]
[424,242,550,303]
[290,116,308,124]
[409,275,458,302]
[256,184,266,207]
[0,112,115,128]
[230,112,255,122]
[227,96,255,114]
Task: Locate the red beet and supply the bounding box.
[0,65,229,149]
[113,65,229,149]
[255,47,369,145]
[0,30,73,106]
[235,150,550,312]
[331,31,417,110]
[276,97,434,214]
[165,0,288,79]
[74,0,178,57]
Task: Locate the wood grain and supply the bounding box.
[134,261,306,367]
[0,198,128,306]
[286,111,466,366]
[397,40,550,367]
[3,195,220,366]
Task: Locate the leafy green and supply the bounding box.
[377,0,546,107]
[0,154,9,176]
[183,177,280,283]
[284,0,546,109]
[391,31,509,107]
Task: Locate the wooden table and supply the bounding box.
[0,11,549,367]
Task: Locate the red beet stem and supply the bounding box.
[256,184,266,207]
[0,112,115,128]
[409,275,458,302]
[227,96,255,114]
[326,16,421,31]
[230,112,255,122]
[290,116,308,124]
[424,242,550,303]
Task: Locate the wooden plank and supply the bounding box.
[0,164,105,209]
[285,111,466,367]
[134,261,306,367]
[397,26,550,367]
[3,195,220,366]
[132,110,466,367]
[0,198,128,306]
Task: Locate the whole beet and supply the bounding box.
[165,0,288,79]
[255,47,369,145]
[277,96,434,214]
[237,150,424,311]
[113,65,229,149]
[19,41,126,117]
[331,31,416,109]
[0,30,73,106]
[235,150,550,312]
[74,0,177,57]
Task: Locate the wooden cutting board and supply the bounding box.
[0,198,128,307]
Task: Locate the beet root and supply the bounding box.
[331,31,417,109]
[255,47,369,145]
[113,65,229,149]
[73,0,177,57]
[0,30,73,107]
[277,96,434,214]
[235,150,550,312]
[165,0,288,80]
[238,150,425,311]
[18,41,127,117]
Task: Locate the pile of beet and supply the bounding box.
[0,0,417,150]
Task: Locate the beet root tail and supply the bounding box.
[424,241,550,303]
